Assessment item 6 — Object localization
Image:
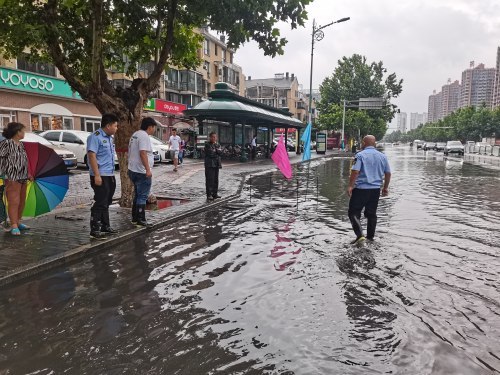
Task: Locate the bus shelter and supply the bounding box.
[183,83,305,161]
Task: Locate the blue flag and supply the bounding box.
[301,122,312,161]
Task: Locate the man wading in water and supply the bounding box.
[347,135,391,244]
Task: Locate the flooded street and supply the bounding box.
[1,147,500,374]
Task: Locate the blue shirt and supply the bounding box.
[86,128,115,177]
[351,146,391,189]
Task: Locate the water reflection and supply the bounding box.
[1,148,500,374]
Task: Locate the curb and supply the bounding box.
[0,152,340,287]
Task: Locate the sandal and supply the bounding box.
[18,223,30,230]
[10,228,21,236]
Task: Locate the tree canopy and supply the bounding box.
[385,105,500,143]
[317,54,403,140]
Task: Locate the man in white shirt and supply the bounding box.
[169,128,181,172]
[251,135,257,160]
[128,117,156,226]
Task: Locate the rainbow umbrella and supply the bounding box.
[22,142,69,217]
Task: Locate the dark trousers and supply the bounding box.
[205,167,219,197]
[90,176,116,227]
[348,188,380,239]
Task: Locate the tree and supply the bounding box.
[0,0,312,205]
[317,54,403,140]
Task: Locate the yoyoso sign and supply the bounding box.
[0,67,81,99]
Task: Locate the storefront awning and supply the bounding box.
[183,83,305,129]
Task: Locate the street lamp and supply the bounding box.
[307,17,350,126]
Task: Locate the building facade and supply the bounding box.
[493,47,500,109]
[460,63,496,108]
[245,73,307,122]
[409,112,427,131]
[397,112,407,133]
[441,79,461,117]
[427,90,442,123]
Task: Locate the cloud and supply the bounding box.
[234,0,500,114]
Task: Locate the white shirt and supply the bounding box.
[128,130,154,174]
[251,137,257,147]
[169,135,181,151]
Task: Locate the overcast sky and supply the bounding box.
[234,0,500,125]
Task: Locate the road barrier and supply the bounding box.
[493,146,500,157]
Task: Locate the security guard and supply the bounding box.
[86,113,119,239]
[347,135,391,244]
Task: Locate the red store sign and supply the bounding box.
[275,128,297,133]
[146,98,187,115]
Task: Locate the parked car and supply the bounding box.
[414,140,425,149]
[435,142,446,152]
[444,141,464,156]
[22,132,78,170]
[273,138,296,151]
[40,130,119,167]
[423,142,436,151]
[149,135,170,163]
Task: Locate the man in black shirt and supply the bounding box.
[204,132,222,201]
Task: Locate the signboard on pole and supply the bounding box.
[316,132,327,154]
[358,97,385,110]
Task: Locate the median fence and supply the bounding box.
[465,144,500,157]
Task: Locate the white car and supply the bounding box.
[22,132,78,170]
[150,135,170,163]
[40,130,118,167]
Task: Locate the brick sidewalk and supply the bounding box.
[0,150,342,285]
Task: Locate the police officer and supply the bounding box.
[347,135,391,244]
[204,132,222,201]
[86,113,119,239]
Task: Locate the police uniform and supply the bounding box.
[204,141,222,199]
[86,128,116,235]
[348,146,391,240]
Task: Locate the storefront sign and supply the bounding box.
[0,67,81,99]
[143,98,186,115]
[275,128,297,133]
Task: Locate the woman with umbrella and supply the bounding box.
[0,122,31,235]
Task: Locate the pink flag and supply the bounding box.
[272,134,292,179]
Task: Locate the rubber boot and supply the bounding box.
[367,217,377,240]
[101,210,118,234]
[348,213,365,244]
[136,204,150,227]
[131,202,138,224]
[90,210,107,239]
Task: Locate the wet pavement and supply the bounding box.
[1,147,500,374]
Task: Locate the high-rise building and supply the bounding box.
[397,112,407,133]
[427,90,442,122]
[410,112,427,131]
[441,79,461,117]
[460,62,496,108]
[493,47,500,109]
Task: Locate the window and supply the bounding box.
[44,132,61,142]
[215,44,218,56]
[62,132,80,143]
[230,53,234,64]
[85,119,100,133]
[203,38,210,56]
[17,55,56,77]
[0,111,16,131]
[63,117,74,130]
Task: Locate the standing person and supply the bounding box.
[347,135,391,244]
[128,117,156,226]
[0,122,31,235]
[168,128,181,172]
[204,132,222,201]
[178,137,185,166]
[86,113,119,239]
[251,134,257,160]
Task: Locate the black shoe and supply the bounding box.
[366,236,374,241]
[207,196,214,201]
[212,195,221,199]
[90,231,107,240]
[350,236,366,245]
[135,204,151,227]
[101,226,118,234]
[131,203,138,224]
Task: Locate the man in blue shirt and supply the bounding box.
[87,113,118,239]
[348,135,391,244]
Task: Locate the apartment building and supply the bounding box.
[493,47,500,109]
[460,63,496,108]
[245,73,308,122]
[441,79,461,117]
[427,90,442,123]
[409,112,427,131]
[397,112,407,133]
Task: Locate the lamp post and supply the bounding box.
[308,17,350,126]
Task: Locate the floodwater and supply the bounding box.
[1,147,500,374]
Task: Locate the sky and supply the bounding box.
[233,0,500,128]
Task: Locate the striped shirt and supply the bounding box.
[0,139,29,181]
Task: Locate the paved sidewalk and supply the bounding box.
[0,150,343,286]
